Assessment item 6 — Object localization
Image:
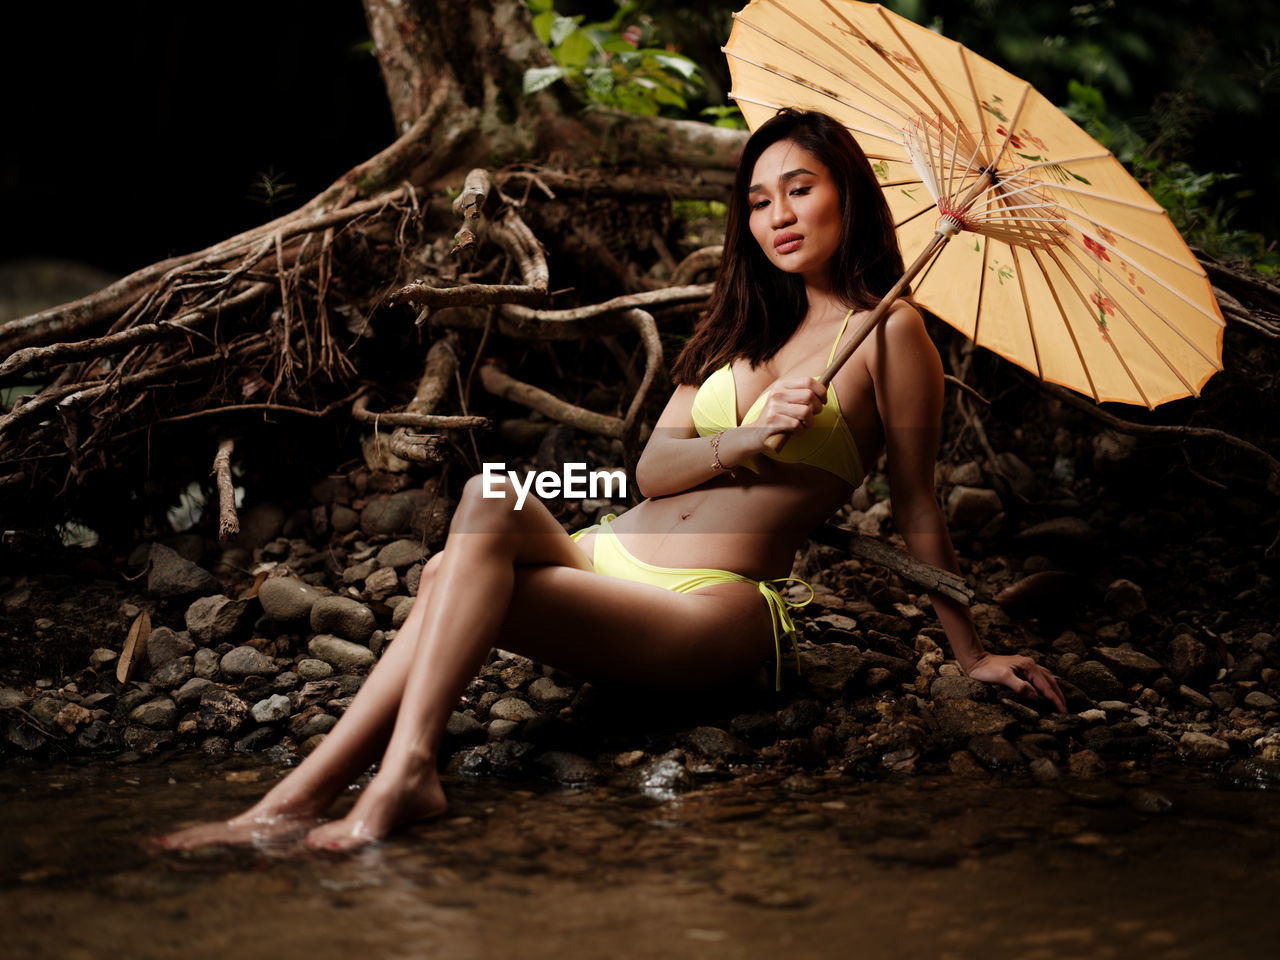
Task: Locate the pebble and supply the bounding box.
[197,687,249,735]
[310,596,376,644]
[1068,748,1106,778]
[364,566,400,600]
[377,539,427,570]
[146,627,195,668]
[1179,731,1231,760]
[537,751,600,784]
[391,597,415,628]
[930,699,1014,738]
[490,697,536,722]
[1067,661,1125,702]
[296,658,335,681]
[446,711,485,743]
[637,756,692,794]
[527,676,572,708]
[487,719,519,740]
[682,726,751,762]
[220,645,279,678]
[0,687,32,711]
[307,634,376,673]
[146,543,218,597]
[1244,691,1277,709]
[151,656,194,689]
[88,648,118,669]
[257,577,323,621]
[185,595,250,645]
[1028,757,1061,782]
[129,698,177,729]
[174,678,214,710]
[250,694,292,724]
[193,648,221,680]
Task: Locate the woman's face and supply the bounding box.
[747,139,843,286]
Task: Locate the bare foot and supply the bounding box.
[155,808,322,851]
[305,769,447,852]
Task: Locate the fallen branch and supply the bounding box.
[480,363,624,438]
[815,522,974,605]
[213,439,239,540]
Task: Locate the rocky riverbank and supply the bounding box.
[2,453,1278,796]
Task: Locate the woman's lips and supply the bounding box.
[774,232,803,254]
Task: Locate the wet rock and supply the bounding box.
[994,571,1084,618]
[151,656,193,689]
[220,645,279,679]
[1104,579,1147,619]
[682,726,751,762]
[146,543,218,598]
[498,660,539,690]
[799,642,862,700]
[487,719,519,740]
[929,699,1014,738]
[296,658,334,681]
[392,597,415,629]
[330,506,359,534]
[234,727,279,753]
[0,686,32,711]
[185,595,250,645]
[946,486,1002,530]
[730,711,778,746]
[76,720,116,752]
[52,702,92,734]
[527,677,572,708]
[292,711,337,741]
[487,740,535,777]
[198,687,248,735]
[258,577,323,622]
[124,725,175,754]
[1179,731,1230,760]
[1028,757,1061,783]
[1066,661,1125,702]
[310,596,376,644]
[307,635,376,673]
[812,613,859,643]
[929,675,988,700]
[1068,748,1106,778]
[537,751,600,784]
[777,699,825,737]
[6,718,46,751]
[490,697,536,722]
[636,755,693,794]
[251,694,292,723]
[174,677,214,710]
[193,647,221,680]
[129,698,177,729]
[1166,634,1211,684]
[1126,789,1174,815]
[947,750,987,778]
[967,734,1023,770]
[1094,646,1162,682]
[146,627,195,668]
[377,539,427,570]
[1177,684,1213,709]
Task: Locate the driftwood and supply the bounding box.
[812,522,974,605]
[213,439,240,540]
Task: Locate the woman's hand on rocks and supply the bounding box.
[966,653,1067,713]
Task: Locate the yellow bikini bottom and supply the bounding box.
[570,514,812,690]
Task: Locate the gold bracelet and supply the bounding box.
[709,429,727,472]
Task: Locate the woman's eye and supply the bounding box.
[790,186,811,197]
[750,199,769,211]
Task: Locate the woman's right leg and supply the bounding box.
[157,552,450,849]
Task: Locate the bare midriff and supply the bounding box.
[599,459,859,582]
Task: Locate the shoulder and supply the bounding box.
[868,301,940,375]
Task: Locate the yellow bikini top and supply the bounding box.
[691,309,865,487]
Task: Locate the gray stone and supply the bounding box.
[392,597,415,629]
[150,656,193,689]
[193,647,221,679]
[1067,660,1125,702]
[802,642,863,700]
[89,648,118,669]
[185,595,250,645]
[1028,757,1061,782]
[1179,731,1230,760]
[129,698,178,729]
[1104,579,1147,619]
[146,627,195,668]
[1245,691,1278,710]
[537,751,600,784]
[1177,684,1213,709]
[330,505,359,533]
[174,677,215,710]
[929,675,988,700]
[682,726,751,762]
[1094,646,1162,682]
[310,596,376,644]
[296,658,335,681]
[930,699,1014,738]
[968,734,1023,770]
[342,559,378,584]
[220,645,279,678]
[361,491,423,537]
[528,677,573,708]
[377,539,427,570]
[251,694,292,724]
[636,756,693,794]
[487,719,519,740]
[258,577,323,622]
[146,543,218,598]
[490,697,536,722]
[946,486,1002,530]
[446,710,485,743]
[307,635,376,673]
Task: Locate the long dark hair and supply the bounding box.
[671,109,905,384]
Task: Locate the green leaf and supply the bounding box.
[523,64,566,95]
[527,0,553,13]
[532,10,555,45]
[556,29,595,69]
[648,52,699,80]
[549,15,580,49]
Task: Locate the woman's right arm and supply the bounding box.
[635,380,825,499]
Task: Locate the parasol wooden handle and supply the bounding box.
[761,227,953,454]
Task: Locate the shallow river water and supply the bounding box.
[2,756,1277,960]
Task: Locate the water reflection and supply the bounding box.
[2,756,1277,959]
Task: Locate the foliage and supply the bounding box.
[1064,81,1278,271]
[522,0,707,116]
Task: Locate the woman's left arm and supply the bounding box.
[869,303,1066,712]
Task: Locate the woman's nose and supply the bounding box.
[770,199,796,228]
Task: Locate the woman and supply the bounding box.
[160,109,1065,853]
